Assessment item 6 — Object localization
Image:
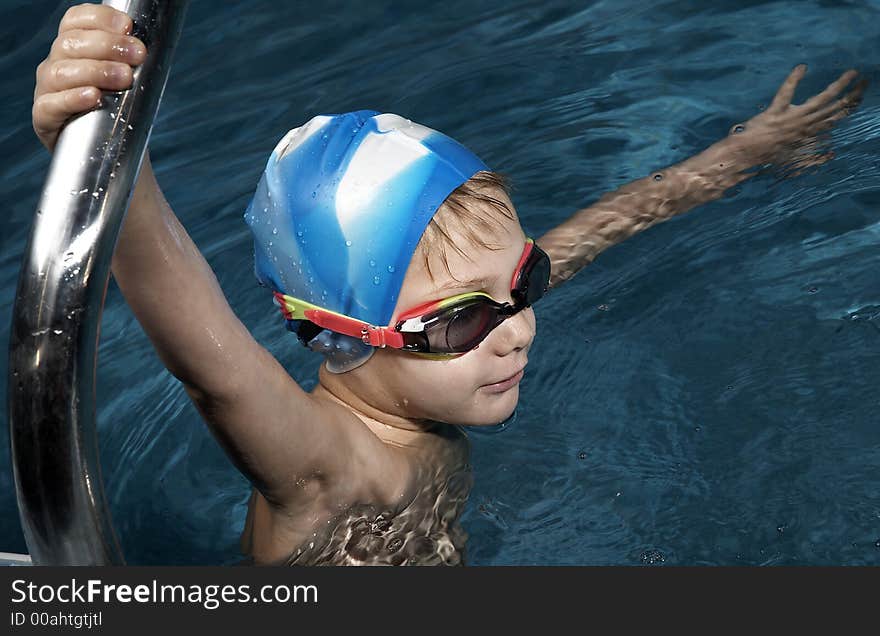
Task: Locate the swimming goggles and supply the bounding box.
[273,238,551,356]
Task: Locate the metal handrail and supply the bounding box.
[8,0,189,565]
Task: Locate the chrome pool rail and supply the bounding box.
[8,0,189,565]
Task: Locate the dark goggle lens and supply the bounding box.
[513,246,551,307]
[425,300,502,353]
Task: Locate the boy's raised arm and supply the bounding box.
[538,65,867,289]
[113,158,377,503]
[31,3,381,507]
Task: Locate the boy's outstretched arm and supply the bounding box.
[537,65,867,289]
[32,4,394,508]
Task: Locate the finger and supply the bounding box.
[33,86,103,143]
[768,64,808,113]
[803,79,867,127]
[800,69,859,112]
[51,29,146,65]
[39,59,133,94]
[58,4,132,36]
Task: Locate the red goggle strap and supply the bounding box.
[310,310,405,349]
[273,292,404,349]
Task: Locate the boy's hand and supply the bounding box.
[33,3,147,152]
[726,64,867,177]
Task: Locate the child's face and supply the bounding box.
[342,192,536,427]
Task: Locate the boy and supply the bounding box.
[32,4,865,565]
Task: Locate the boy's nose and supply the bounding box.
[488,306,535,354]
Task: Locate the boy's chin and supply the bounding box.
[464,387,519,426]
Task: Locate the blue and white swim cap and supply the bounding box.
[244,110,489,372]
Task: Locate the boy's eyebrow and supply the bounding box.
[431,274,495,294]
[432,277,485,292]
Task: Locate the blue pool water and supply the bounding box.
[1,0,879,565]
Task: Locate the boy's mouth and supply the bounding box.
[480,366,526,393]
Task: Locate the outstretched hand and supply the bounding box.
[726,64,867,177]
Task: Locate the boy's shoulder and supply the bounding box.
[295,386,469,512]
[298,387,424,507]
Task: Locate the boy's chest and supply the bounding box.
[242,426,472,565]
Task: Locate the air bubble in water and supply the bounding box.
[387,265,395,273]
[373,276,380,285]
[345,240,352,247]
